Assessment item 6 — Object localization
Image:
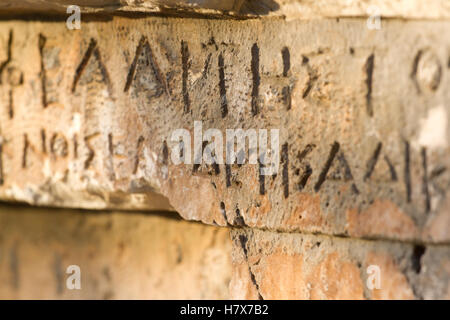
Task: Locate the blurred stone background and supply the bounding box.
[0,204,231,299]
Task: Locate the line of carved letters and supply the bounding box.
[0,31,447,213]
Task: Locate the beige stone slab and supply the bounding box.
[0,204,231,299]
[0,17,448,243]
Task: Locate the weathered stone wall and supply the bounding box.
[0,1,448,300]
[0,17,448,243]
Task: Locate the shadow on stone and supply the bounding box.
[241,0,280,15]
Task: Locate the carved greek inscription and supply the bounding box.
[72,38,111,95]
[364,54,375,116]
[296,144,315,191]
[181,40,190,114]
[84,133,100,170]
[0,28,445,227]
[281,143,289,198]
[50,132,69,158]
[125,36,168,100]
[38,34,48,108]
[251,43,260,116]
[218,53,228,118]
[133,136,145,174]
[0,30,23,119]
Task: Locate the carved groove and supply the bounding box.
[72,38,96,93]
[314,142,340,192]
[181,40,190,114]
[218,53,228,118]
[251,43,260,116]
[364,53,375,116]
[38,34,48,108]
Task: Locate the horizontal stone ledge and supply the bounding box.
[0,17,448,244]
[3,202,448,300]
[1,0,450,20]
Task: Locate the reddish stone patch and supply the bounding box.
[308,252,364,300]
[244,249,364,300]
[346,200,418,241]
[257,250,308,299]
[423,194,450,243]
[282,193,328,232]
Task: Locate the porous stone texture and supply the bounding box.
[0,4,449,300]
[0,204,231,299]
[230,228,450,300]
[0,17,448,244]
